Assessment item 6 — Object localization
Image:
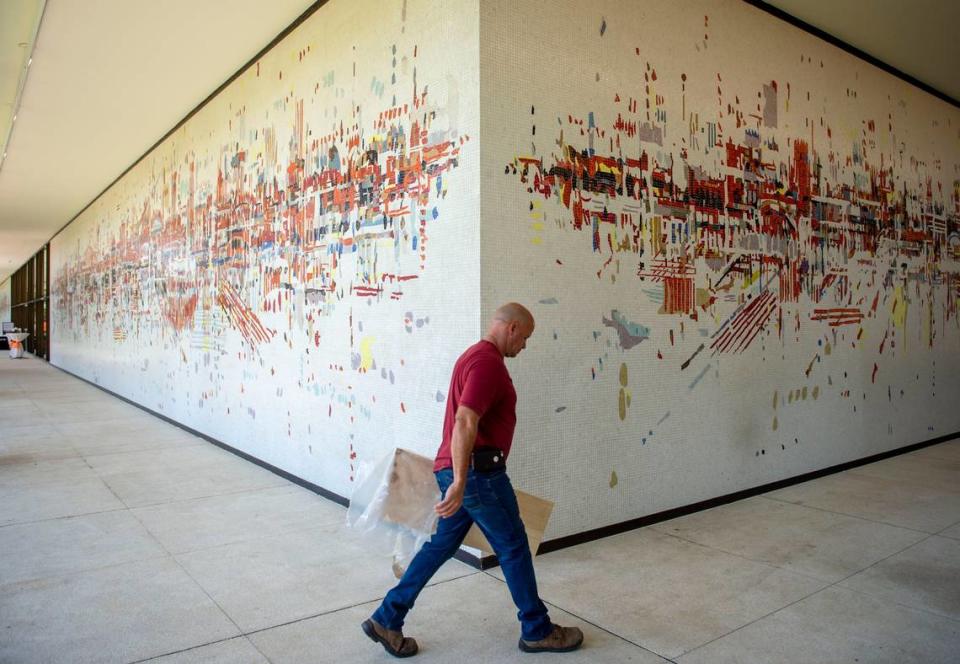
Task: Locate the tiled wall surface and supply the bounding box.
[48,0,960,541]
[481,0,960,538]
[50,0,481,498]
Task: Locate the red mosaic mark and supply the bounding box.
[664,277,695,314]
[638,257,697,282]
[217,278,274,347]
[711,290,778,354]
[810,308,864,327]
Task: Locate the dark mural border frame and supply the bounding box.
[40,0,960,569]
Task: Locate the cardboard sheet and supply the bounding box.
[461,488,553,555]
[388,448,554,556]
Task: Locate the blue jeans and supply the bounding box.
[372,468,552,641]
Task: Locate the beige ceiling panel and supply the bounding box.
[764,0,959,102]
[0,0,316,282]
[0,0,45,162]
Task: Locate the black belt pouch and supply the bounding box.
[472,447,506,472]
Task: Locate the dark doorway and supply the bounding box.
[9,244,50,361]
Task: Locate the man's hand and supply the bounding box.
[435,481,465,518]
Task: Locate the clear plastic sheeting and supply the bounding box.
[346,448,440,578]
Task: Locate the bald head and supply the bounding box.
[492,302,534,328]
[485,302,535,358]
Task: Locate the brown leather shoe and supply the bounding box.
[361,618,419,658]
[518,624,584,653]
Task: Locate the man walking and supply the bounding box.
[362,302,584,657]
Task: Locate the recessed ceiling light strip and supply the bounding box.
[0,0,48,173]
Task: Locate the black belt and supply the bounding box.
[471,447,506,472]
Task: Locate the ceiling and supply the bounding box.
[0,0,318,284]
[763,0,959,102]
[0,0,957,285]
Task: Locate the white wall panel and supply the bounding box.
[481,0,960,539]
[50,0,480,498]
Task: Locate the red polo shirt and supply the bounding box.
[434,340,517,471]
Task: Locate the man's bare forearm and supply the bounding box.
[449,417,477,486]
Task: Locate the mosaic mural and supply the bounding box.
[504,59,960,382]
[47,0,960,539]
[51,0,478,494]
[55,62,465,347]
[484,0,960,537]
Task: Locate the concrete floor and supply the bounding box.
[1,358,959,663]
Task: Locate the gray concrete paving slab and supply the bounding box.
[2,359,957,663]
[0,456,97,488]
[909,440,960,462]
[651,495,927,581]
[0,434,80,463]
[175,523,477,633]
[676,585,960,664]
[132,485,346,554]
[766,469,960,533]
[939,521,960,540]
[839,534,960,621]
[0,476,125,526]
[850,453,960,494]
[35,400,148,423]
[84,444,243,477]
[249,573,668,663]
[0,509,166,584]
[0,422,63,442]
[0,557,240,664]
[96,456,289,508]
[58,419,205,457]
[491,527,828,659]
[142,637,270,663]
